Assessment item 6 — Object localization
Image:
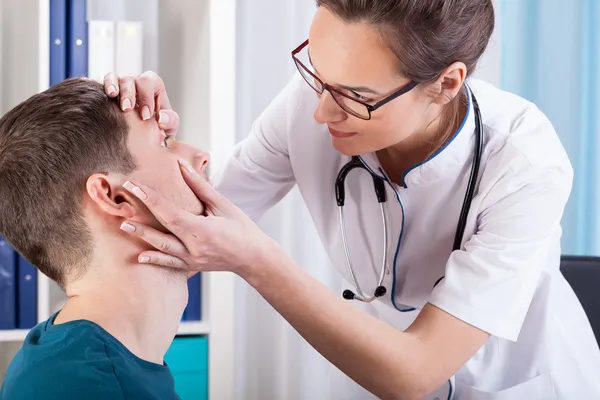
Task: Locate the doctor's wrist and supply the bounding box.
[241,238,291,287]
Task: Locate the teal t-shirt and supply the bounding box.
[0,313,180,400]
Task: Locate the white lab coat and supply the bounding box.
[214,74,600,399]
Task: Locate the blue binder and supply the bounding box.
[16,256,38,329]
[183,273,202,321]
[66,0,88,78]
[0,236,17,330]
[49,0,67,85]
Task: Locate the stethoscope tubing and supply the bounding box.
[336,86,484,302]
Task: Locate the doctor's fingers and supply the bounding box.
[122,180,194,239]
[137,251,189,270]
[102,72,176,127]
[118,75,138,112]
[156,109,180,137]
[135,71,178,134]
[120,221,189,263]
[104,71,179,135]
[104,73,137,112]
[178,159,241,218]
[104,72,120,97]
[102,73,138,111]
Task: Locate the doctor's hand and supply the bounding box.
[120,159,279,277]
[103,71,180,137]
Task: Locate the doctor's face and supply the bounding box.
[123,111,209,227]
[306,7,437,156]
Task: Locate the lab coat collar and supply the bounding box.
[358,85,476,188]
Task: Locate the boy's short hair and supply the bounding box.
[0,78,136,287]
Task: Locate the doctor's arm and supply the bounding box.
[248,256,490,400]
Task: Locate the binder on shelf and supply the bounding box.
[16,256,38,329]
[88,20,115,83]
[115,21,143,76]
[66,0,88,78]
[183,273,202,321]
[0,236,17,330]
[49,0,67,85]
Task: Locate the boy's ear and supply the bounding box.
[86,174,138,219]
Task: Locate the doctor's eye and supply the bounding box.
[341,88,372,103]
[351,92,373,103]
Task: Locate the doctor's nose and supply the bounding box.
[314,91,348,125]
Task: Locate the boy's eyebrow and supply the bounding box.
[308,51,382,96]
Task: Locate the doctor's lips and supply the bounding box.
[328,127,358,138]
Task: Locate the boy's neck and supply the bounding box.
[54,255,189,365]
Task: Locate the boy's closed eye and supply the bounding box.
[162,135,173,148]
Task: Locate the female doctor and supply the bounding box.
[106,0,600,398]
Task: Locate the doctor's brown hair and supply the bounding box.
[315,0,495,148]
[0,78,135,288]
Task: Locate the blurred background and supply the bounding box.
[0,0,598,399]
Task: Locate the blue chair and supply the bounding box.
[560,256,600,345]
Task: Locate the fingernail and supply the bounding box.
[120,222,136,233]
[122,98,132,111]
[178,159,196,174]
[139,256,150,263]
[107,85,117,95]
[123,181,148,200]
[123,180,136,191]
[159,111,170,124]
[141,106,151,121]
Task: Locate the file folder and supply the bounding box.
[17,256,38,329]
[49,0,67,85]
[0,236,17,329]
[183,273,202,321]
[67,0,88,78]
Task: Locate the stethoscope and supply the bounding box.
[335,88,483,302]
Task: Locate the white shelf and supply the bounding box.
[177,321,211,336]
[0,330,28,343]
[0,321,211,343]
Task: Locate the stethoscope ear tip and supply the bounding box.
[342,290,356,300]
[342,286,387,301]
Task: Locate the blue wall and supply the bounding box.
[499,0,600,254]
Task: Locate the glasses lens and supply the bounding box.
[293,41,369,119]
[293,44,324,94]
[331,92,370,119]
[294,59,323,93]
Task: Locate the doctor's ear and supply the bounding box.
[86,174,136,219]
[428,62,468,105]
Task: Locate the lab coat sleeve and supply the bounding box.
[428,140,573,342]
[213,76,304,222]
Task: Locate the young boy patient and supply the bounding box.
[0,78,209,399]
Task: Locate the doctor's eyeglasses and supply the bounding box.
[291,39,418,120]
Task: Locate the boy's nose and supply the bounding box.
[192,151,210,174]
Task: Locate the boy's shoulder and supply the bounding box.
[1,319,125,400]
[2,362,124,400]
[1,315,181,400]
